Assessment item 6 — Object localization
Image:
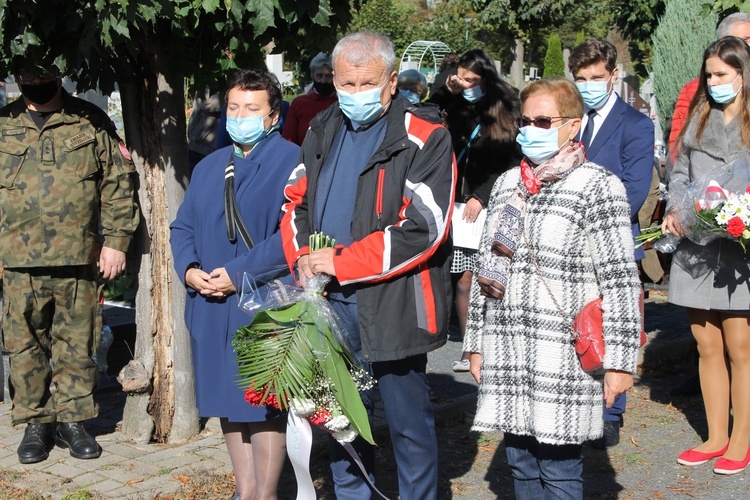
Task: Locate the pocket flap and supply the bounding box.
[0,141,29,157]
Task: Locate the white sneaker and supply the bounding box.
[452,359,470,372]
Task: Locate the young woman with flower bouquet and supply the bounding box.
[664,36,750,475]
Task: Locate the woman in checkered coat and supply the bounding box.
[464,78,642,498]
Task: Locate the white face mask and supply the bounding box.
[576,77,612,109]
[226,112,272,146]
[462,85,484,103]
[515,121,571,164]
[336,82,387,125]
[399,88,420,104]
[709,73,742,104]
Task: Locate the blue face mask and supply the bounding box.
[576,78,612,109]
[337,83,387,125]
[462,85,484,103]
[516,121,570,165]
[400,89,420,104]
[226,113,271,146]
[709,73,742,104]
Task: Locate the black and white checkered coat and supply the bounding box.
[464,162,642,445]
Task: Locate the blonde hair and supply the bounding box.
[520,78,584,119]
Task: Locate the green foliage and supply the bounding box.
[348,0,414,57]
[703,0,750,14]
[475,0,575,76]
[576,30,587,46]
[0,0,353,95]
[479,0,575,38]
[543,33,565,77]
[547,1,610,51]
[652,0,717,125]
[346,0,514,74]
[409,0,494,58]
[611,0,665,76]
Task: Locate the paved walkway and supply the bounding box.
[0,293,698,499]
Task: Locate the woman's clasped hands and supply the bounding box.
[186,267,236,297]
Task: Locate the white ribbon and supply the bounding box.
[286,411,317,500]
[286,410,391,499]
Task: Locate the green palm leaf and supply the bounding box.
[234,301,319,408]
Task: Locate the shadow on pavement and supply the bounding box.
[639,301,708,444]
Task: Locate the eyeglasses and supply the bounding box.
[519,116,574,129]
[17,71,59,84]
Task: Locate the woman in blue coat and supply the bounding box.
[170,68,300,500]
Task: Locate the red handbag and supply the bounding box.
[524,230,647,372]
[573,298,647,372]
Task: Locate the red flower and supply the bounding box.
[244,388,263,406]
[727,216,746,237]
[745,186,750,194]
[265,392,281,409]
[309,408,331,426]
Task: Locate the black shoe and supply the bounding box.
[54,422,101,459]
[17,423,54,464]
[590,420,621,449]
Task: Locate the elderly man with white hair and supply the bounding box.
[281,31,456,499]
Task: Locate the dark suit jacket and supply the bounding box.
[581,95,655,260]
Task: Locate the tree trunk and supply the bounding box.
[119,50,199,444]
[510,38,525,90]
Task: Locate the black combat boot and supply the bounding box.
[17,422,54,464]
[54,422,101,459]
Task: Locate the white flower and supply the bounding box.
[716,211,731,225]
[324,415,350,432]
[332,428,358,443]
[290,398,316,417]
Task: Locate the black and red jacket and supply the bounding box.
[281,95,457,362]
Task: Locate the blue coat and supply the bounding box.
[582,96,654,260]
[170,132,299,421]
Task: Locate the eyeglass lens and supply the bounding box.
[521,116,554,129]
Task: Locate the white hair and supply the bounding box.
[309,52,332,74]
[717,12,750,39]
[332,31,396,74]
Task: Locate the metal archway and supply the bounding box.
[399,41,453,83]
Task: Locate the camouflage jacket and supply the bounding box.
[0,91,139,267]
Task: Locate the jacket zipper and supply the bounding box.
[376,167,385,230]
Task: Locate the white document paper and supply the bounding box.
[452,202,487,250]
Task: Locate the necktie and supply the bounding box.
[580,109,597,148]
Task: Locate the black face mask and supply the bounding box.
[313,80,335,96]
[20,80,60,105]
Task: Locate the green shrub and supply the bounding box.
[543,33,565,77]
[651,0,717,126]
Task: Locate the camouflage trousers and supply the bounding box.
[1,266,102,425]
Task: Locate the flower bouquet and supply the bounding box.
[233,233,380,498]
[233,234,375,444]
[637,156,750,251]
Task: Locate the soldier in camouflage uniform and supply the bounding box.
[0,65,139,464]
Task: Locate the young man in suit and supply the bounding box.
[569,38,655,448]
